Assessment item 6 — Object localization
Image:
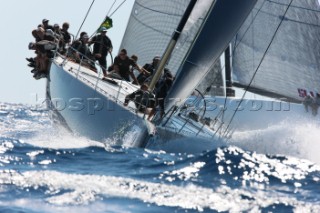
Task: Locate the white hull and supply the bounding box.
[47,56,150,147]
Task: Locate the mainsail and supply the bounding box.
[232,0,320,101]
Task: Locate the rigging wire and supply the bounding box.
[90,0,127,38]
[75,0,96,39]
[109,0,127,17]
[222,0,294,137]
[107,0,117,17]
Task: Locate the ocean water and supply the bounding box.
[0,102,319,213]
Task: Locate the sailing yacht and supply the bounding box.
[46,0,319,152]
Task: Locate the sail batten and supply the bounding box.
[135,1,185,16]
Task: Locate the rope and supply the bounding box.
[222,0,294,137]
[75,0,96,39]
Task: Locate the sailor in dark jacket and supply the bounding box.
[148,68,174,120]
[124,84,155,114]
[71,34,92,60]
[89,27,113,76]
[69,33,96,71]
[136,56,160,85]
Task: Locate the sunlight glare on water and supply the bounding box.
[1,103,320,212]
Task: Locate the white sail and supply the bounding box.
[232,0,320,101]
[165,0,258,111]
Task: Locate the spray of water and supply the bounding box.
[229,119,320,164]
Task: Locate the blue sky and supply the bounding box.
[0,0,134,104]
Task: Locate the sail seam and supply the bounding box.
[233,1,266,60]
[135,1,185,17]
[267,0,320,13]
[131,15,172,38]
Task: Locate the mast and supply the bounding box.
[225,44,235,97]
[148,0,198,92]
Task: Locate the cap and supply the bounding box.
[28,42,35,50]
[53,24,59,28]
[42,19,49,23]
[100,27,108,32]
[82,34,89,39]
[153,56,160,61]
